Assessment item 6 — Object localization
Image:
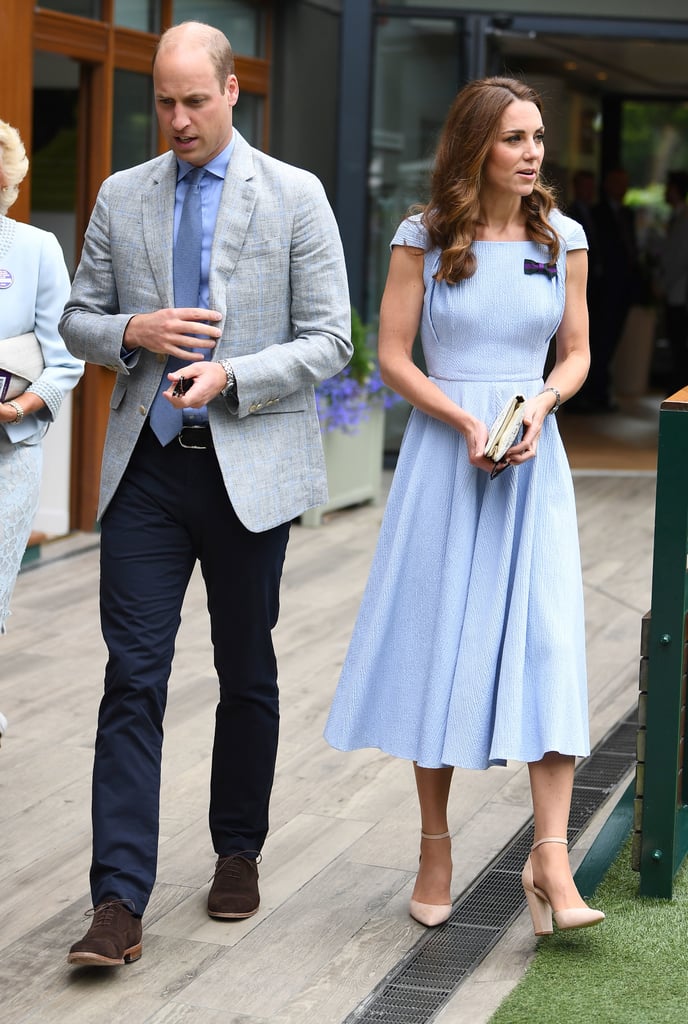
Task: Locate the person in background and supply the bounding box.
[567,170,596,243]
[565,169,603,413]
[584,167,638,411]
[0,119,84,741]
[659,170,688,387]
[61,21,351,967]
[325,77,604,938]
[567,169,601,303]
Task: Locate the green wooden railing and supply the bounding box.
[635,388,688,897]
[576,388,688,899]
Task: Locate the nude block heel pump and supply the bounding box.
[521,836,605,936]
[409,831,453,927]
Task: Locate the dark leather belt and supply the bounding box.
[178,425,213,450]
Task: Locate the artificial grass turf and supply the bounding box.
[488,837,688,1024]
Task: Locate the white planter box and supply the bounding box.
[300,406,385,527]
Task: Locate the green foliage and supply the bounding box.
[348,306,377,386]
[625,183,667,213]
[315,306,401,433]
[622,102,688,191]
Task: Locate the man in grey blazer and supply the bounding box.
[61,20,351,967]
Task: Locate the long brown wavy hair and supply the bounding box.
[419,77,560,283]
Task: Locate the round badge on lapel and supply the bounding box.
[0,269,14,289]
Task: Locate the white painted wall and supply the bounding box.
[33,392,75,537]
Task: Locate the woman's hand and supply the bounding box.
[504,391,556,467]
[463,415,499,474]
[0,401,22,424]
[0,390,46,424]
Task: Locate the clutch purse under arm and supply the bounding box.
[0,331,45,402]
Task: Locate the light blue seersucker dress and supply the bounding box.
[324,209,590,770]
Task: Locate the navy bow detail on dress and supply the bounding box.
[523,258,557,278]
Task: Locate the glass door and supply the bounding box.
[30,52,82,536]
[368,16,462,323]
[31,52,81,274]
[621,99,688,390]
[369,15,463,450]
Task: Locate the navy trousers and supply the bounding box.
[90,423,291,915]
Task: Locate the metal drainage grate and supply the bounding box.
[344,709,637,1024]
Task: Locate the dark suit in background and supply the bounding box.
[585,168,637,410]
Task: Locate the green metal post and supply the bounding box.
[639,392,688,897]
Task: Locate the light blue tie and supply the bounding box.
[149,167,204,445]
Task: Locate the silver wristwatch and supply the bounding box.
[219,359,236,397]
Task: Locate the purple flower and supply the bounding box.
[315,363,402,434]
[317,309,404,434]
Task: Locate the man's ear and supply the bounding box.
[226,75,240,107]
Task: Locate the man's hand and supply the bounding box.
[123,307,222,358]
[163,361,229,408]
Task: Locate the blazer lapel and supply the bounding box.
[142,154,177,308]
[209,131,257,325]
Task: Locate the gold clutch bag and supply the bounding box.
[484,394,526,464]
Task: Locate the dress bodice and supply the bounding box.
[391,210,587,384]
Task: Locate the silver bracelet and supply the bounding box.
[6,400,24,423]
[541,387,560,414]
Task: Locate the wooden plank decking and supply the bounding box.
[0,469,656,1024]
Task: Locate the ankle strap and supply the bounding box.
[421,830,450,840]
[531,836,568,851]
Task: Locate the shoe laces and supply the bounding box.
[208,850,262,883]
[85,898,136,929]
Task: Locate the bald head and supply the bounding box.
[154,21,235,93]
[153,19,239,166]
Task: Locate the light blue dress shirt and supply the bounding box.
[128,137,236,426]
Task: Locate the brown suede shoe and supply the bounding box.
[207,853,261,919]
[68,899,142,967]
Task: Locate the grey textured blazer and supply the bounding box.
[60,131,352,532]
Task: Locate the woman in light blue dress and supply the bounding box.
[0,120,84,741]
[325,78,604,936]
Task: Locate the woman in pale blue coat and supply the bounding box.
[0,120,83,737]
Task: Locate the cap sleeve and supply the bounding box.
[390,214,428,252]
[550,208,588,252]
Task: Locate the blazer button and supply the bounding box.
[156,353,166,363]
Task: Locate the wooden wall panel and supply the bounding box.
[34,9,108,62]
[1,0,34,224]
[114,28,158,74]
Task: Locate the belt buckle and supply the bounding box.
[178,426,209,450]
